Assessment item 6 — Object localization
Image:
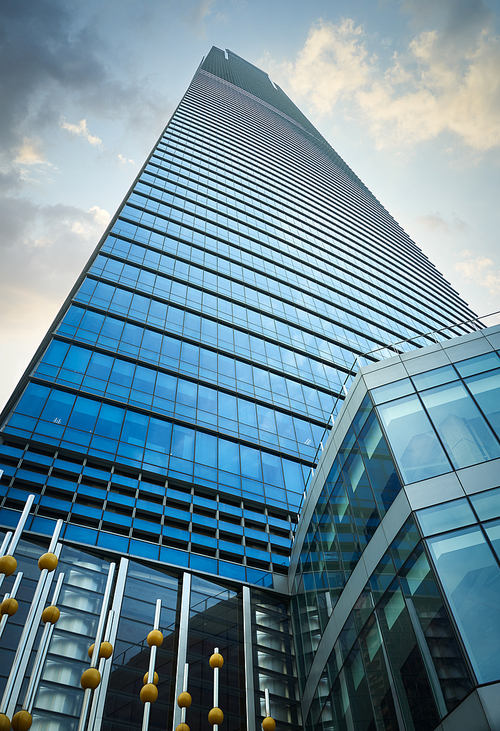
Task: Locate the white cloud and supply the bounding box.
[60,118,103,147]
[118,153,136,165]
[416,211,469,234]
[267,17,500,150]
[454,252,500,296]
[14,137,51,166]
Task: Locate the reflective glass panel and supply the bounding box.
[416,498,476,537]
[470,487,500,521]
[464,368,500,437]
[377,395,450,483]
[427,526,500,683]
[421,381,500,469]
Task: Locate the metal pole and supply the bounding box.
[0,495,35,592]
[2,522,62,718]
[0,572,23,640]
[142,599,162,731]
[172,572,191,731]
[0,532,13,558]
[213,646,219,731]
[7,495,35,555]
[24,572,65,712]
[86,609,114,731]
[180,664,189,725]
[265,688,270,717]
[89,558,128,731]
[77,562,116,731]
[243,586,256,731]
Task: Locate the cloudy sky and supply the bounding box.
[1,0,499,412]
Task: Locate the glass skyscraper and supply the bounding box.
[1,47,496,731]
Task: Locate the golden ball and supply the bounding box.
[140,683,158,704]
[38,552,58,572]
[177,691,192,709]
[0,713,11,731]
[262,717,276,731]
[41,605,60,624]
[0,597,18,617]
[11,711,33,731]
[209,652,224,669]
[176,724,190,731]
[147,629,163,647]
[81,668,101,690]
[208,707,224,726]
[88,641,113,660]
[0,555,17,577]
[143,670,159,685]
[99,641,113,659]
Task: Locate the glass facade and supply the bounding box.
[293,329,500,731]
[0,46,493,731]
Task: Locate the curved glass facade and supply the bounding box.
[292,329,500,731]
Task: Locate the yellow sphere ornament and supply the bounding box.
[262,717,276,731]
[177,691,192,708]
[0,597,18,616]
[140,683,158,704]
[143,670,159,685]
[99,641,113,659]
[0,713,11,731]
[0,554,17,577]
[147,629,164,647]
[41,605,60,624]
[81,668,101,690]
[209,652,224,669]
[208,707,224,726]
[176,724,190,731]
[11,711,33,731]
[88,641,113,659]
[38,552,58,572]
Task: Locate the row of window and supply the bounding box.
[35,341,325,461]
[155,131,444,322]
[75,268,367,370]
[58,303,347,397]
[137,166,448,339]
[6,383,308,510]
[162,105,475,328]
[117,192,429,347]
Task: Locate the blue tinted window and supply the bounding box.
[371,378,414,405]
[42,340,70,367]
[15,384,50,418]
[68,397,100,432]
[427,526,500,683]
[417,498,475,536]
[41,390,75,425]
[95,404,124,439]
[470,487,500,521]
[377,395,450,483]
[455,352,500,378]
[412,365,458,391]
[421,382,500,469]
[465,369,500,437]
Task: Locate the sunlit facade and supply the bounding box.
[0,47,493,731]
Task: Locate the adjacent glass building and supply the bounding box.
[292,325,500,731]
[0,47,497,731]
